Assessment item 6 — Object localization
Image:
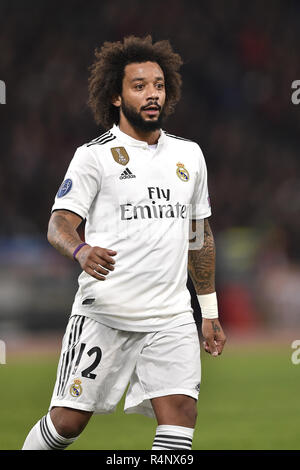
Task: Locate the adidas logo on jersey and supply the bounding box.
[119,168,136,179]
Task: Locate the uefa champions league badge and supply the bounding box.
[176,162,189,182]
[57,178,73,198]
[70,378,82,397]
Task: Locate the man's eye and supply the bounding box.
[135,84,144,90]
[156,83,164,89]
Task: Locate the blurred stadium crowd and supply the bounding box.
[1,0,300,334]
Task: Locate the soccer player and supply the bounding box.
[22,36,226,450]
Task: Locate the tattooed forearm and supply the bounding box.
[188,219,216,295]
[47,210,83,260]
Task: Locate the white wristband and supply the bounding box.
[197,292,219,319]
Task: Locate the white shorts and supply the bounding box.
[49,315,201,418]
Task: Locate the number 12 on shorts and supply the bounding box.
[73,343,102,379]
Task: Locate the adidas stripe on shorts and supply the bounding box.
[49,315,201,418]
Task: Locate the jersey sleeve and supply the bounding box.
[190,144,212,220]
[51,145,102,220]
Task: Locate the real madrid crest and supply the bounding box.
[70,378,82,397]
[111,147,130,166]
[176,162,189,182]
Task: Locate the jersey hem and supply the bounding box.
[51,203,87,220]
[51,208,84,221]
[190,210,212,220]
[70,309,195,332]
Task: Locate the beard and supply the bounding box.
[120,98,165,132]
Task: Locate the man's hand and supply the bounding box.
[76,245,117,281]
[201,318,226,357]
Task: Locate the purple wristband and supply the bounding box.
[73,242,88,260]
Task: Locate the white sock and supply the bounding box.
[152,424,194,450]
[22,413,78,450]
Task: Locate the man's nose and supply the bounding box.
[146,85,159,100]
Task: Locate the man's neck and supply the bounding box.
[118,120,160,145]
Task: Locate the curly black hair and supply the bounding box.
[88,35,183,129]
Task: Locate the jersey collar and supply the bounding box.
[111,125,166,148]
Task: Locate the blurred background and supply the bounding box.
[0,0,300,450]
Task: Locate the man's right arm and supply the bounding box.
[47,210,117,280]
[47,210,84,260]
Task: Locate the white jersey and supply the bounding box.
[52,125,211,331]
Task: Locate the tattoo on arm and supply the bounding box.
[47,211,83,260]
[188,219,216,295]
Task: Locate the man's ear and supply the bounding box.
[112,95,121,108]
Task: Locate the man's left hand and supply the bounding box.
[201,318,226,356]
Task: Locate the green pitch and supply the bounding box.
[0,343,299,450]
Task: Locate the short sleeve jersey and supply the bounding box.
[52,125,211,332]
